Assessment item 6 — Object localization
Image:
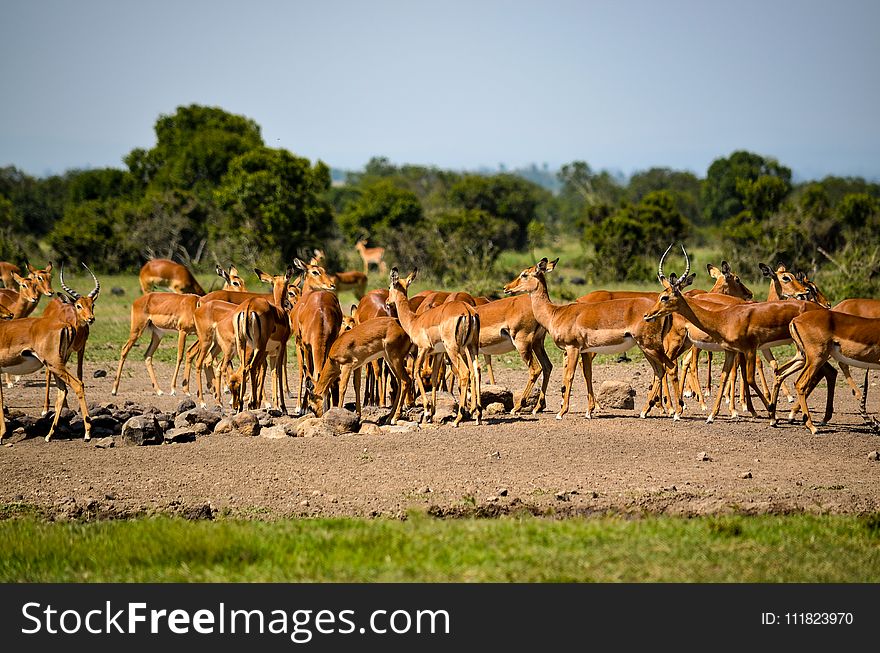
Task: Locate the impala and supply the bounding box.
[387,268,482,426]
[355,238,387,275]
[0,274,97,443]
[309,316,413,423]
[111,292,201,396]
[289,258,341,414]
[139,259,205,295]
[215,264,248,291]
[505,258,682,420]
[231,268,294,411]
[0,262,54,319]
[643,245,832,425]
[39,264,101,415]
[0,262,21,289]
[783,309,880,434]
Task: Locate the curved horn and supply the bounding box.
[680,245,691,279]
[83,263,100,300]
[59,263,81,300]
[658,243,674,279]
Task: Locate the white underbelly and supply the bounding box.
[831,346,880,370]
[691,339,724,352]
[480,340,515,355]
[356,350,385,368]
[582,336,636,355]
[758,339,791,351]
[1,355,45,376]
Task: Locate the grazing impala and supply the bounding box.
[309,317,413,423]
[0,273,97,443]
[355,238,387,275]
[387,268,482,427]
[139,259,205,295]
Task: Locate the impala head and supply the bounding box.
[342,305,358,331]
[759,262,811,301]
[796,271,832,308]
[255,266,295,312]
[59,262,100,325]
[11,272,41,305]
[26,261,54,296]
[707,260,753,300]
[644,244,696,322]
[216,264,248,291]
[387,267,418,306]
[293,258,336,292]
[503,257,559,295]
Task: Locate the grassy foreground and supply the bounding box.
[1,514,878,582]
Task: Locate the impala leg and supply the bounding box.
[465,344,482,425]
[707,353,736,423]
[353,367,362,418]
[42,368,52,416]
[142,328,166,396]
[484,354,496,385]
[769,353,805,425]
[451,351,470,428]
[168,330,189,396]
[413,350,431,423]
[48,365,91,442]
[181,339,200,396]
[111,320,149,395]
[556,348,579,420]
[532,336,552,414]
[0,379,6,443]
[511,337,540,414]
[581,352,596,418]
[338,364,353,409]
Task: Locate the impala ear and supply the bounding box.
[721,261,731,275]
[285,265,294,281]
[350,304,358,316]
[229,265,239,277]
[390,267,400,284]
[406,268,418,285]
[293,258,307,271]
[707,264,721,279]
[254,268,272,284]
[215,265,229,280]
[45,262,53,273]
[545,257,559,272]
[758,263,772,278]
[56,292,73,305]
[12,272,26,286]
[681,273,696,289]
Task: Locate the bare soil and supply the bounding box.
[1,360,879,520]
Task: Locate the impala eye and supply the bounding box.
[660,296,669,303]
[782,276,791,282]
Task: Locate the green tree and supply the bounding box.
[337,178,424,245]
[447,173,550,249]
[66,167,138,204]
[48,200,139,271]
[126,104,263,197]
[212,147,332,266]
[584,191,689,282]
[837,193,879,230]
[738,175,790,221]
[701,150,792,224]
[628,167,702,225]
[556,161,624,230]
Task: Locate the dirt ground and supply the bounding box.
[1,358,879,520]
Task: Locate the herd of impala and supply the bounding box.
[3,240,880,446]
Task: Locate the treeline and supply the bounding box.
[2,104,879,297]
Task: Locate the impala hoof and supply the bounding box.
[156,390,164,396]
[45,434,52,442]
[110,389,118,396]
[706,416,715,424]
[787,396,795,404]
[169,389,176,396]
[555,413,563,420]
[673,413,681,421]
[639,411,647,419]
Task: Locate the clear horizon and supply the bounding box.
[2,0,879,182]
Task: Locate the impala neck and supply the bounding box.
[670,294,729,339]
[391,291,418,333]
[526,274,560,332]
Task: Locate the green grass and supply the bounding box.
[1,514,878,582]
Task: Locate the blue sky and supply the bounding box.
[2,0,878,180]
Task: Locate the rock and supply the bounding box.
[110,287,125,296]
[868,451,880,461]
[432,393,458,424]
[175,408,222,430]
[379,422,419,434]
[488,450,501,459]
[90,414,119,431]
[359,406,393,425]
[213,417,234,435]
[480,385,514,411]
[272,415,307,437]
[120,415,162,446]
[215,411,260,437]
[358,422,382,436]
[498,488,508,497]
[176,397,197,415]
[190,422,209,435]
[740,471,753,479]
[597,380,635,409]
[555,491,570,501]
[164,427,197,443]
[485,402,506,415]
[419,486,432,494]
[257,412,276,427]
[259,425,289,439]
[322,407,360,434]
[698,451,712,462]
[93,436,115,449]
[93,369,107,378]
[297,418,336,438]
